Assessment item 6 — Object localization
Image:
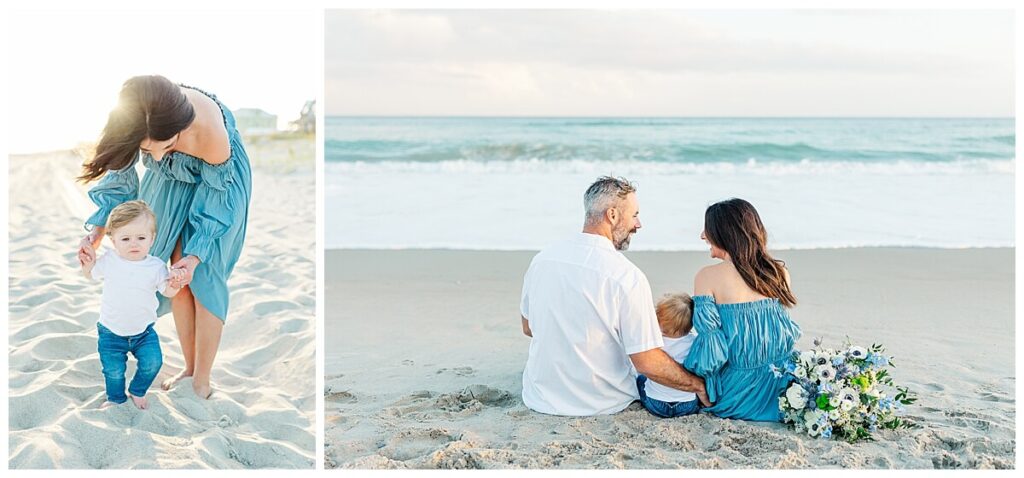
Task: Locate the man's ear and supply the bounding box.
[606,206,618,224]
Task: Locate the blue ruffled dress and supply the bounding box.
[85,86,252,322]
[683,295,802,421]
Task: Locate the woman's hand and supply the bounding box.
[170,255,201,288]
[78,228,104,266]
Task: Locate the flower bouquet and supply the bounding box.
[772,338,917,443]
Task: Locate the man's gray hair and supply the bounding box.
[583,176,637,226]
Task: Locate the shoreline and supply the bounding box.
[326,245,1016,252]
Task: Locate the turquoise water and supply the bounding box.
[327,117,1012,165]
[326,117,1014,250]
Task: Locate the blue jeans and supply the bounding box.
[636,375,701,418]
[97,323,163,404]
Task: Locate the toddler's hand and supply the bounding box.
[79,244,95,268]
[78,233,99,266]
[169,268,187,288]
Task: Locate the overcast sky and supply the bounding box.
[326,9,1014,117]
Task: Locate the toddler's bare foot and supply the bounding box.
[192,382,212,400]
[161,370,192,390]
[100,401,118,409]
[130,394,149,410]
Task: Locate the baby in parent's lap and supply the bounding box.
[635,293,701,418]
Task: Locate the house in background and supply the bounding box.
[232,108,278,136]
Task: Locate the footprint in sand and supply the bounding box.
[976,383,1012,403]
[505,406,533,418]
[944,409,995,432]
[434,384,516,412]
[378,428,458,461]
[932,451,962,469]
[382,386,516,419]
[325,388,357,404]
[435,366,475,376]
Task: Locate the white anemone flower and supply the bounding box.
[839,387,860,405]
[828,394,842,408]
[806,410,826,437]
[807,422,822,437]
[848,346,868,359]
[799,350,815,365]
[786,384,808,409]
[816,364,837,382]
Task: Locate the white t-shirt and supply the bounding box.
[643,333,698,403]
[91,252,170,337]
[520,233,663,416]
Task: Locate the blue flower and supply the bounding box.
[821,426,833,439]
[879,397,894,410]
[866,354,889,368]
[831,356,844,366]
[835,364,849,379]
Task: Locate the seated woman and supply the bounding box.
[683,198,802,422]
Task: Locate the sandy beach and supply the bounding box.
[8,136,316,469]
[325,247,1014,469]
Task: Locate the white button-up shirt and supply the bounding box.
[520,232,663,416]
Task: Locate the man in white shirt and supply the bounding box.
[520,176,709,416]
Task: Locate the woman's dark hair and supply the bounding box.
[704,198,797,307]
[79,75,194,182]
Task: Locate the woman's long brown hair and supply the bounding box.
[704,198,797,307]
[78,75,194,182]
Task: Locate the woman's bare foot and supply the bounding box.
[161,370,193,391]
[130,394,149,410]
[100,400,118,409]
[192,381,212,400]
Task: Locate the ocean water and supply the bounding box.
[326,117,1014,250]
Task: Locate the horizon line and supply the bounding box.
[325,114,1015,120]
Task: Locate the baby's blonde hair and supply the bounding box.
[105,200,157,235]
[656,293,694,337]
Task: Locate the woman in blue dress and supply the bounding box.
[683,198,801,421]
[76,75,252,399]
